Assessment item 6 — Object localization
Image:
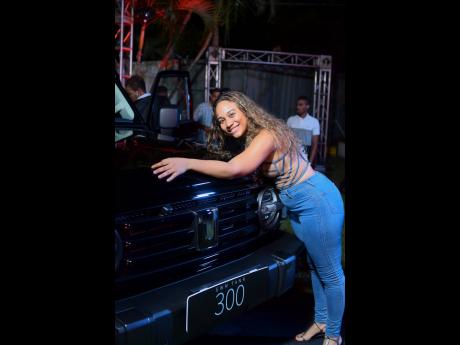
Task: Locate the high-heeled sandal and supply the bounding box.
[295,321,326,342]
[323,335,342,345]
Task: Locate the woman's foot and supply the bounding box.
[323,335,342,345]
[295,321,326,342]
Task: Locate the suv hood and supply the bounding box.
[115,167,258,214]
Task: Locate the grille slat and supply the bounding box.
[220,224,258,240]
[128,243,195,262]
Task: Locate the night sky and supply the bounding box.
[225,2,345,73]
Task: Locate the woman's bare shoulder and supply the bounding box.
[255,128,275,141]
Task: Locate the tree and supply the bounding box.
[123,0,277,71]
[187,0,277,71]
[132,0,216,68]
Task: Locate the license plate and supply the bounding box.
[186,267,269,334]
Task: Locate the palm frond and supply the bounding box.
[175,0,216,29]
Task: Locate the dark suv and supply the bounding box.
[114,73,303,345]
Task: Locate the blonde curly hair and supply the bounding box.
[207,91,300,159]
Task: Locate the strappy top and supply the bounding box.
[260,142,310,190]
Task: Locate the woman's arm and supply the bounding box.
[152,129,276,182]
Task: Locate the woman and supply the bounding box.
[151,91,345,345]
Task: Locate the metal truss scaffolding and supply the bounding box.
[205,47,332,164]
[115,0,134,86]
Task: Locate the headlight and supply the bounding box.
[257,187,282,231]
[115,229,123,272]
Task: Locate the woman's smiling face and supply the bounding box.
[215,100,248,139]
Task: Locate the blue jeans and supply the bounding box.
[279,172,345,337]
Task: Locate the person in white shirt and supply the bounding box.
[193,88,221,144]
[286,96,320,166]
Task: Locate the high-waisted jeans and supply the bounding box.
[279,171,345,337]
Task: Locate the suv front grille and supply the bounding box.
[115,186,277,298]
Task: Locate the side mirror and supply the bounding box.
[159,106,180,129]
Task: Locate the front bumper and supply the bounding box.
[115,232,303,345]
